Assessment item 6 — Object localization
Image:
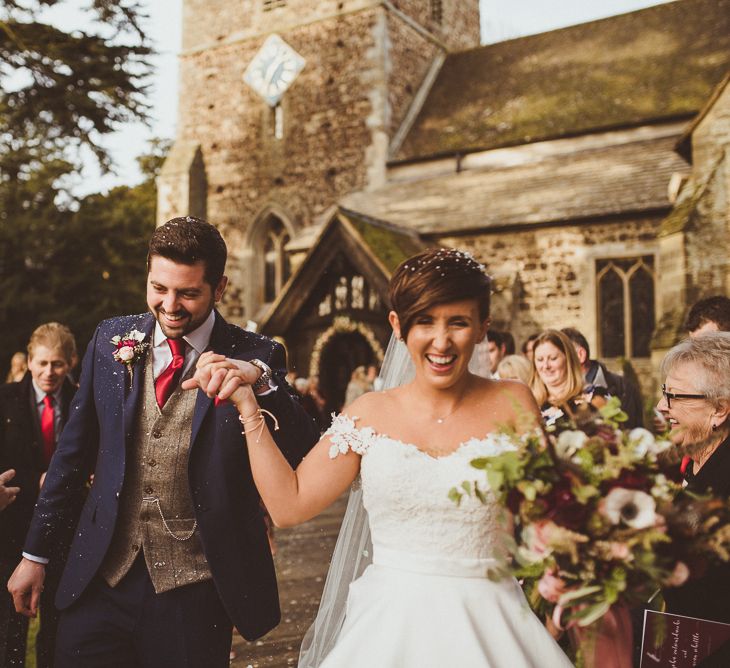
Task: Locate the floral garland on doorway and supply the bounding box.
[309,316,385,378]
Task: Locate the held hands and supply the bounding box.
[0,469,20,511]
[180,352,259,409]
[7,558,46,617]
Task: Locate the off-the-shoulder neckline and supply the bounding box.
[329,414,515,461]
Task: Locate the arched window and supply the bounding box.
[596,255,655,358]
[263,217,291,303]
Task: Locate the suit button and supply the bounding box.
[144,486,154,495]
[148,459,157,467]
[152,429,163,439]
[132,544,139,552]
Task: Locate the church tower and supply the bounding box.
[158,0,480,322]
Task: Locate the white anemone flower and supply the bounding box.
[628,428,672,457]
[602,487,657,529]
[555,430,587,459]
[628,428,655,457]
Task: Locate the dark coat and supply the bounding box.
[663,435,730,668]
[23,311,319,640]
[585,360,644,429]
[663,435,730,622]
[0,373,76,562]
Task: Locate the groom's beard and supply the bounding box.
[153,301,214,338]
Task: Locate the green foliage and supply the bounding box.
[598,395,629,428]
[0,0,151,170]
[0,1,158,374]
[0,140,165,373]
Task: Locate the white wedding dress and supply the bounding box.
[315,414,573,668]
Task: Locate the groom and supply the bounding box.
[8,217,319,667]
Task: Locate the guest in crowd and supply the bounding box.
[502,331,516,356]
[561,327,643,428]
[496,354,532,385]
[0,323,80,668]
[5,352,27,384]
[293,377,322,427]
[685,295,730,337]
[521,333,539,362]
[656,332,730,664]
[487,329,507,377]
[345,365,374,405]
[306,374,329,431]
[529,329,606,422]
[367,364,382,391]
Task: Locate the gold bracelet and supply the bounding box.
[238,408,280,443]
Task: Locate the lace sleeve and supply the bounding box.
[325,413,374,459]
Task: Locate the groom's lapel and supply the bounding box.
[190,311,230,448]
[122,315,155,445]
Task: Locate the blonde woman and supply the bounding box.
[529,329,606,423]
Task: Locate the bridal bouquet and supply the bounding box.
[451,398,730,629]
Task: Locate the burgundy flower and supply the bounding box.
[603,468,651,494]
[545,480,590,531]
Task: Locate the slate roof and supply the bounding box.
[395,0,730,163]
[344,135,688,233]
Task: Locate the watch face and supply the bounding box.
[244,34,306,107]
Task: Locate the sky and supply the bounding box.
[48,0,673,195]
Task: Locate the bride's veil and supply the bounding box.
[298,333,492,667]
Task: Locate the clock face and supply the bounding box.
[244,34,306,107]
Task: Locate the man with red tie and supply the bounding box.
[8,217,319,667]
[0,323,78,667]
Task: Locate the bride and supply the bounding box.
[187,249,572,667]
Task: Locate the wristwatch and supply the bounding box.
[249,358,273,393]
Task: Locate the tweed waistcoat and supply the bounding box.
[99,352,212,592]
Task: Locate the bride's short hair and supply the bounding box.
[389,248,491,340]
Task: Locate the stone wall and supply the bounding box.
[165,0,480,321]
[688,82,730,299]
[437,216,662,356]
[387,0,479,50]
[182,0,478,54]
[692,82,730,178]
[437,217,663,398]
[385,13,441,138]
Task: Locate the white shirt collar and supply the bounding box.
[31,379,64,405]
[152,309,216,355]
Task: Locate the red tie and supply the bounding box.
[155,338,186,408]
[41,394,55,465]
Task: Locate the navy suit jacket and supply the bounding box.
[23,311,319,640]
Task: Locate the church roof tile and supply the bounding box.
[394,0,730,163]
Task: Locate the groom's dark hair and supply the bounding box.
[147,216,228,287]
[389,248,491,341]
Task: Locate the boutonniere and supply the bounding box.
[111,329,149,388]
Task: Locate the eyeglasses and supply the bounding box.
[660,384,707,408]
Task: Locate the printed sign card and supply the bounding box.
[641,610,730,667]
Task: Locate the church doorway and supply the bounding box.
[317,329,378,415]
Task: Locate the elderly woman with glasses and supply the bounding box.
[656,332,730,635]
